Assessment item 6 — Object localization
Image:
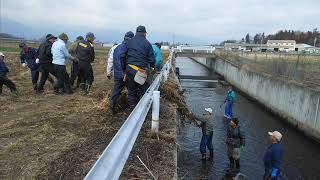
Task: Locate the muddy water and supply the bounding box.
[176,57,320,180]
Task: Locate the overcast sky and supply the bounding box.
[1,0,320,44]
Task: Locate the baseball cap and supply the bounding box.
[268,131,282,141]
[136,25,147,33]
[46,34,57,41]
[204,108,213,114]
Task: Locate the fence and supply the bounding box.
[84,50,173,180]
[215,50,320,88]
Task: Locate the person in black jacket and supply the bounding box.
[36,34,57,93]
[122,25,155,107]
[76,32,95,94]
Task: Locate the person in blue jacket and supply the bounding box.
[109,31,134,114]
[19,42,40,90]
[224,86,236,119]
[152,42,162,72]
[0,52,17,96]
[263,131,284,180]
[122,25,155,108]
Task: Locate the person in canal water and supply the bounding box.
[198,107,214,160]
[226,117,245,171]
[224,86,236,119]
[263,131,283,180]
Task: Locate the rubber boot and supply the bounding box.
[201,153,206,160]
[33,83,37,91]
[209,149,214,161]
[229,157,235,169]
[235,159,240,171]
[85,84,91,95]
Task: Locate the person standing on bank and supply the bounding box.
[37,34,57,93]
[122,25,155,108]
[263,131,283,180]
[198,108,214,160]
[109,31,134,114]
[224,86,236,119]
[0,52,17,96]
[152,42,163,72]
[19,42,40,91]
[226,117,245,171]
[76,32,95,94]
[69,36,84,89]
[52,33,78,94]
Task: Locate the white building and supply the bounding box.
[267,40,296,52]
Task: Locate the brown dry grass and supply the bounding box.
[0,49,176,179]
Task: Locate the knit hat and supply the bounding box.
[59,33,69,41]
[86,32,95,39]
[124,31,134,40]
[46,34,57,41]
[204,108,213,114]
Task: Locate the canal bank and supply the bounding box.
[192,56,320,142]
[175,57,320,180]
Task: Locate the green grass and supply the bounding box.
[0,47,21,53]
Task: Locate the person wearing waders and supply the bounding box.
[197,108,214,160]
[0,52,17,96]
[226,118,245,171]
[224,86,236,119]
[263,131,283,180]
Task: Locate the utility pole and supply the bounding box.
[314,37,317,47]
[172,33,175,47]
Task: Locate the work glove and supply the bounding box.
[271,168,279,178]
[35,58,40,63]
[22,63,26,67]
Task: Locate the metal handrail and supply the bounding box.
[84,51,173,180]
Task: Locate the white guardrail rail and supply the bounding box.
[84,50,174,180]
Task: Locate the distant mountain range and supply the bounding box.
[0,17,208,44]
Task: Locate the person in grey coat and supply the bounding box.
[226,117,245,170]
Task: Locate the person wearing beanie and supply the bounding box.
[69,35,84,89]
[197,107,214,160]
[263,131,283,180]
[109,31,134,114]
[226,117,245,171]
[76,32,95,94]
[123,25,155,108]
[152,42,163,72]
[224,86,236,119]
[51,33,77,94]
[36,33,57,93]
[18,42,40,91]
[0,52,17,96]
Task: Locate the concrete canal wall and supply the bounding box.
[193,57,320,142]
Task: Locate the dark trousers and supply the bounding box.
[53,64,71,92]
[0,76,17,94]
[200,131,213,155]
[111,80,126,109]
[125,66,149,107]
[79,61,94,86]
[31,69,39,85]
[70,62,81,86]
[38,63,56,90]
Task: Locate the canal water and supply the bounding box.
[176,57,320,180]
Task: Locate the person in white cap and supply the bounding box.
[197,107,214,160]
[263,131,284,180]
[0,52,17,96]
